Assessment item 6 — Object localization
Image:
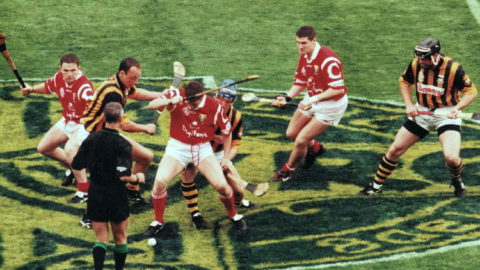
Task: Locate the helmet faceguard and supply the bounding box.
[217,79,238,101]
[414,38,441,69]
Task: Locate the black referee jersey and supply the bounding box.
[72,128,132,195]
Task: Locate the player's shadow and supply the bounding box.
[271,149,430,192]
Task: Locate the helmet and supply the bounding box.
[414,37,441,59]
[217,79,238,101]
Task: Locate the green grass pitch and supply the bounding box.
[1,0,480,269]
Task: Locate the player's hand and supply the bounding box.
[220,158,231,170]
[144,123,156,135]
[271,94,291,108]
[298,100,312,111]
[136,173,146,184]
[405,105,419,117]
[448,108,460,119]
[20,84,33,96]
[213,134,224,144]
[170,95,183,105]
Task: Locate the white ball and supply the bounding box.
[147,237,157,246]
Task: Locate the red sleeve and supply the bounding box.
[215,105,231,135]
[44,72,61,94]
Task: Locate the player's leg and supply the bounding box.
[439,127,465,197]
[37,124,69,167]
[123,136,154,205]
[181,165,207,229]
[143,155,185,237]
[198,155,247,230]
[111,219,129,270]
[224,162,259,209]
[285,109,311,140]
[91,221,109,270]
[359,123,424,195]
[271,116,329,182]
[65,137,90,203]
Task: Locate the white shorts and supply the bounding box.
[299,95,348,125]
[409,105,462,131]
[72,125,91,146]
[165,138,214,167]
[213,151,233,166]
[54,118,89,145]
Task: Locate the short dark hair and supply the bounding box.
[296,26,316,40]
[104,102,123,123]
[185,81,204,101]
[118,57,141,73]
[60,53,80,65]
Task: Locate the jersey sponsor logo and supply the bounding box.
[417,83,445,96]
[321,57,342,79]
[182,124,208,138]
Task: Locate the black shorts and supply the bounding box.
[87,188,129,223]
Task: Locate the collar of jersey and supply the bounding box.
[305,42,321,63]
[192,95,207,110]
[101,128,119,134]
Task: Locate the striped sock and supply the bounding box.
[373,156,398,187]
[446,160,463,180]
[181,181,200,216]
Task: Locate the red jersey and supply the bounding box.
[45,72,94,123]
[294,43,347,101]
[161,88,231,145]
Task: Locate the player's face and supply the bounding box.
[60,63,79,84]
[296,36,316,55]
[217,96,233,110]
[120,66,141,89]
[418,56,435,70]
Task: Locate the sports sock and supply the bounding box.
[373,155,398,186]
[92,242,107,270]
[309,139,321,153]
[446,160,463,180]
[151,191,167,223]
[181,181,200,216]
[114,244,128,270]
[219,195,237,218]
[77,181,89,194]
[281,163,297,173]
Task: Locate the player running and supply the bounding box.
[358,38,477,197]
[270,26,348,182]
[21,53,93,203]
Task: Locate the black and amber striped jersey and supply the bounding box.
[211,106,243,152]
[82,74,138,132]
[399,56,477,109]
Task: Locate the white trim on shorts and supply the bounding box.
[164,138,214,167]
[409,104,462,131]
[299,94,348,125]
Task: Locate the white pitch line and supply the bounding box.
[467,0,480,24]
[276,239,480,270]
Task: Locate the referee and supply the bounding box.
[72,102,145,270]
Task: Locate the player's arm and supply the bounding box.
[21,83,50,96]
[120,120,156,135]
[399,79,418,116]
[130,87,163,101]
[147,90,183,111]
[117,141,146,184]
[220,133,233,169]
[449,67,478,118]
[299,87,345,110]
[272,84,304,107]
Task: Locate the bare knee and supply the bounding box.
[216,184,233,198]
[387,144,407,160]
[444,155,460,167]
[294,137,310,149]
[152,180,167,194]
[285,129,296,140]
